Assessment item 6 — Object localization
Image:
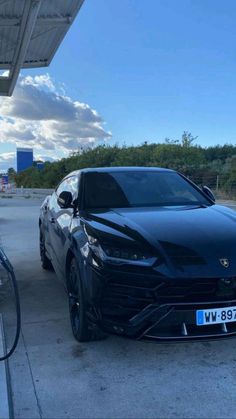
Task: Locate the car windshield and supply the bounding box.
[83,170,211,209]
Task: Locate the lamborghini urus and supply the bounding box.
[39,167,236,342]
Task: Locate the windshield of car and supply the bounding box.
[83,170,211,209]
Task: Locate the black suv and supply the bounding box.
[39,167,236,342]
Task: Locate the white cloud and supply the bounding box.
[0,150,58,172]
[0,74,112,157]
[23,74,56,91]
[0,152,15,171]
[34,154,58,163]
[0,152,15,162]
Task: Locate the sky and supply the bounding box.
[1,0,236,171]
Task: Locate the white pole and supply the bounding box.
[216,175,219,192]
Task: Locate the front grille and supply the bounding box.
[154,278,236,303]
[101,274,236,322]
[101,274,159,320]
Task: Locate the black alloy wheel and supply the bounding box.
[68,258,106,342]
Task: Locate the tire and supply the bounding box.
[68,258,106,342]
[40,228,53,271]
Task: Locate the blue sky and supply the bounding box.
[1,0,236,170]
[51,0,236,146]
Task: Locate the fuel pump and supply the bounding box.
[0,247,21,361]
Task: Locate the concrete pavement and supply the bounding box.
[0,315,11,419]
[1,197,236,418]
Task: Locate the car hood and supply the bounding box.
[84,204,236,278]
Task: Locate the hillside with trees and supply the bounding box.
[13,132,236,198]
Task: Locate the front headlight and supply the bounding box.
[102,245,150,261]
[82,229,155,265]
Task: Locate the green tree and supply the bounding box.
[181,131,198,147]
[7,167,16,182]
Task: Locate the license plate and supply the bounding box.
[196,306,236,326]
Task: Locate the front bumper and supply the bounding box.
[93,267,236,341]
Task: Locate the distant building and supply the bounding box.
[16,148,33,173]
[36,162,44,170]
[33,160,45,170]
[0,174,8,191]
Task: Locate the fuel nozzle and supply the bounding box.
[0,248,13,274]
[0,247,21,360]
[0,248,13,287]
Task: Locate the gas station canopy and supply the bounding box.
[0,0,84,96]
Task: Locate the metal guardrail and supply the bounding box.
[188,175,236,200]
[15,188,54,195]
[0,188,53,202]
[1,187,53,196]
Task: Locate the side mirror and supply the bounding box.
[202,185,215,202]
[57,191,73,209]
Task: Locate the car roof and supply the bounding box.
[67,166,175,177]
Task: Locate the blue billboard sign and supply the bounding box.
[2,175,8,185]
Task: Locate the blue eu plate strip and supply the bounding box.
[197,310,204,325]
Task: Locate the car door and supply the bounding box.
[48,175,79,275]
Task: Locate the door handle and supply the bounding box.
[49,217,55,224]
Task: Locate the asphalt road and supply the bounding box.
[1,197,236,419]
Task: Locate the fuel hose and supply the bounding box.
[0,248,21,361]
